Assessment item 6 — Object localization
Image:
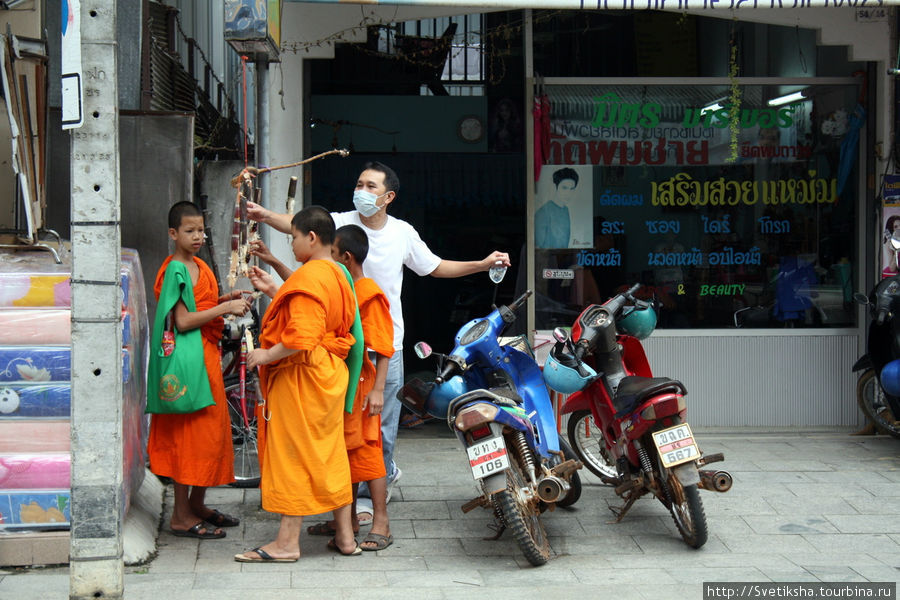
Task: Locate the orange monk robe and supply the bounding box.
[256,259,356,516]
[147,256,234,487]
[344,278,394,483]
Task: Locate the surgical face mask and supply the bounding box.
[352,189,386,217]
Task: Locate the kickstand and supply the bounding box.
[607,493,640,524]
[484,521,506,541]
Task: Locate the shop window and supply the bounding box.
[532,83,860,330]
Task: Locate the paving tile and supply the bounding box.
[578,515,672,536]
[804,565,868,582]
[193,571,292,590]
[844,495,900,514]
[754,566,820,581]
[663,565,768,584]
[423,555,521,570]
[804,534,900,554]
[386,500,452,520]
[860,482,900,496]
[400,485,482,501]
[701,492,778,516]
[787,552,894,569]
[383,569,484,587]
[825,514,900,534]
[764,495,862,516]
[742,516,840,535]
[717,533,818,554]
[572,566,678,585]
[850,563,900,581]
[0,571,68,600]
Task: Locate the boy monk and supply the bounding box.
[149,201,250,539]
[236,206,360,562]
[304,225,394,550]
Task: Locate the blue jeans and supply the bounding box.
[358,350,403,500]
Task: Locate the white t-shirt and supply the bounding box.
[332,211,441,351]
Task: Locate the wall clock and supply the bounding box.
[457,115,484,143]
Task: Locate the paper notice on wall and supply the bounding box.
[61,0,83,130]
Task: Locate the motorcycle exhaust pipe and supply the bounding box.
[698,469,733,492]
[536,475,570,503]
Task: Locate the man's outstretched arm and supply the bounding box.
[430,251,511,278]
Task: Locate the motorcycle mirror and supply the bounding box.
[413,341,433,359]
[853,292,870,306]
[552,327,569,344]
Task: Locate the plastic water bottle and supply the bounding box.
[489,261,507,284]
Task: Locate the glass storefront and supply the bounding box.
[533,81,861,330]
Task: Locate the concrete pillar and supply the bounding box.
[68,2,124,599]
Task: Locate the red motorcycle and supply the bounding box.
[544,283,731,549]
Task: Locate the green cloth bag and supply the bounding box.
[145,260,215,415]
[336,262,364,414]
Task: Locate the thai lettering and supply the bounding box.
[645,220,681,234]
[701,214,731,234]
[699,284,746,297]
[740,143,813,159]
[647,248,703,267]
[577,249,622,267]
[590,93,662,129]
[601,221,625,234]
[682,104,796,129]
[598,190,644,206]
[708,246,762,266]
[758,216,791,234]
[651,172,837,207]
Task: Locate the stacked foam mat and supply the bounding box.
[0,248,149,530]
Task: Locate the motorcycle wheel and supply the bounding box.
[566,410,618,484]
[224,374,261,488]
[661,467,708,549]
[856,369,900,440]
[554,438,582,508]
[496,448,551,566]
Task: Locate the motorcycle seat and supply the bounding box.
[612,376,687,418]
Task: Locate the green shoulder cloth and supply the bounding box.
[336,261,364,413]
[145,260,215,414]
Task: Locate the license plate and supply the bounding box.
[652,423,700,468]
[466,436,510,480]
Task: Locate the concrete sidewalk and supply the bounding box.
[2,424,899,599]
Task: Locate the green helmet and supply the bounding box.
[617,305,657,339]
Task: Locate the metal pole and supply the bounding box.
[524,8,535,339]
[69,2,124,599]
[256,59,270,252]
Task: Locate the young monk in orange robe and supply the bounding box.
[148,201,251,539]
[305,224,395,550]
[236,206,360,563]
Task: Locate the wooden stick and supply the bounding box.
[230,148,349,188]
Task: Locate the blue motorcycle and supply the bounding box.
[398,289,582,566]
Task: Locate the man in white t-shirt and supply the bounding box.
[246,161,510,520]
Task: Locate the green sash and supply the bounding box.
[145,260,215,414]
[337,262,364,413]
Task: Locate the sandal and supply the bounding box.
[204,509,240,528]
[327,537,362,556]
[307,522,337,537]
[399,414,426,429]
[360,532,393,551]
[171,522,225,539]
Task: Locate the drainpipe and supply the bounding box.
[69,3,125,599]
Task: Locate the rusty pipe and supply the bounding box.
[698,469,732,492]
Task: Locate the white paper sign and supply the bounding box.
[61,0,83,130]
